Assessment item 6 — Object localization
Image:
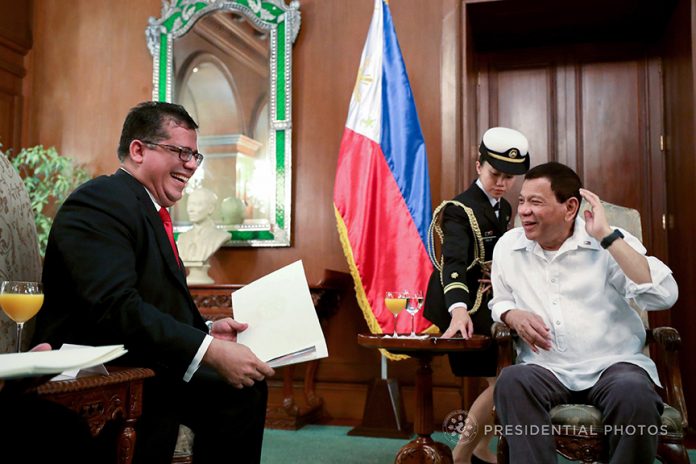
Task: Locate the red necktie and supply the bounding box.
[158,207,181,267]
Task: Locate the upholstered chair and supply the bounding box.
[0,152,42,353]
[498,201,689,463]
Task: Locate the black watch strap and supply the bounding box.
[600,229,624,249]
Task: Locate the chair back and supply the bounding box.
[0,152,41,352]
[578,199,643,241]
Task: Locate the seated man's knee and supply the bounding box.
[495,365,531,397]
[602,364,658,399]
[597,365,662,419]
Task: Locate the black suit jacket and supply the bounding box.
[33,170,207,379]
[424,181,511,332]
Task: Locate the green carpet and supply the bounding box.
[261,425,695,463]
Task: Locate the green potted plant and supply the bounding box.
[2,145,91,256]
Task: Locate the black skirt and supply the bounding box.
[446,298,498,377]
[423,269,498,377]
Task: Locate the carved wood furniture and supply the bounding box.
[357,333,491,464]
[493,322,689,464]
[28,367,155,464]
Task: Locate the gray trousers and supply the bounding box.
[494,362,663,464]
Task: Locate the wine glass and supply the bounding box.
[384,291,406,337]
[406,290,424,338]
[0,281,44,352]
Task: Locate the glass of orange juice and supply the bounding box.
[384,291,407,337]
[0,281,44,352]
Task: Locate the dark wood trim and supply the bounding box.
[440,0,461,202]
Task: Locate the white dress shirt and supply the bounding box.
[490,217,678,390]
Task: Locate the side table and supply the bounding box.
[357,334,491,464]
[31,366,155,464]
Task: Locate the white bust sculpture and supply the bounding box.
[177,188,229,284]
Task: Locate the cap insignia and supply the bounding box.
[509,148,518,158]
[451,272,459,279]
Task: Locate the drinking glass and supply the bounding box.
[406,290,424,337]
[384,291,407,337]
[0,281,44,352]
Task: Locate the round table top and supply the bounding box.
[357,333,491,354]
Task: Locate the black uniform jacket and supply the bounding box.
[33,170,207,379]
[424,181,511,332]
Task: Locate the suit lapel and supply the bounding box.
[466,182,510,235]
[467,184,500,230]
[115,171,190,292]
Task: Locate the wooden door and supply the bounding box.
[474,45,668,266]
[472,45,669,328]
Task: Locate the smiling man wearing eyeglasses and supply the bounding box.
[33,101,273,464]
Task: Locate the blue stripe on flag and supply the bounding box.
[378,0,432,248]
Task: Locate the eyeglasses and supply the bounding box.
[141,140,204,166]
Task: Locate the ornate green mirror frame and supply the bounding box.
[146,0,300,247]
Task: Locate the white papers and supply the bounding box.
[51,343,112,381]
[233,260,328,368]
[0,345,127,380]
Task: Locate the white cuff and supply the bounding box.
[448,302,468,314]
[491,300,517,323]
[624,256,672,298]
[183,334,214,382]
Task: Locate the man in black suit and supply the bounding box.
[33,101,274,464]
[424,127,530,464]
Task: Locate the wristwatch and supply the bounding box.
[600,229,624,249]
[205,320,214,334]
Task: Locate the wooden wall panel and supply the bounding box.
[476,49,665,257]
[0,0,31,153]
[26,0,160,174]
[496,67,553,159]
[0,93,18,149]
[478,63,554,209]
[0,0,32,51]
[579,60,647,211]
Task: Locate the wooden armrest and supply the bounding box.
[649,326,681,351]
[648,326,688,429]
[493,322,515,375]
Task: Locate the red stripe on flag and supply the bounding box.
[334,128,433,334]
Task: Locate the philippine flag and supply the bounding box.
[333,0,435,346]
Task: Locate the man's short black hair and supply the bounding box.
[524,161,582,205]
[117,101,198,161]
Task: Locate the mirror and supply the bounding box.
[147,0,301,247]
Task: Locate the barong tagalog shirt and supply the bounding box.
[490,217,679,391]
